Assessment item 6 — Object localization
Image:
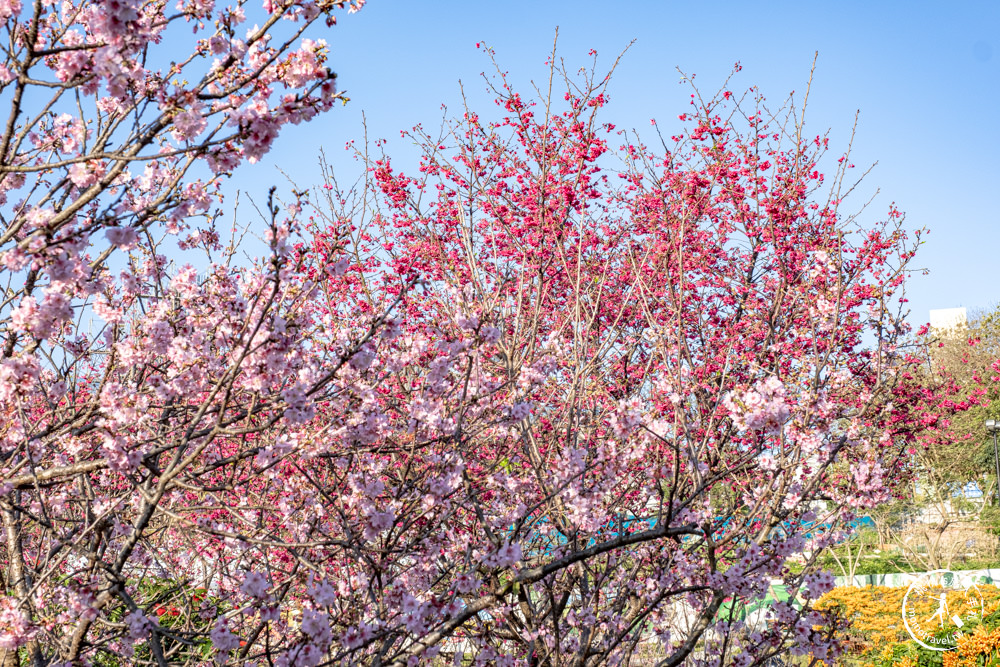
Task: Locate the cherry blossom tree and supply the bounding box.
[0,0,379,662]
[265,53,936,665]
[0,10,951,665]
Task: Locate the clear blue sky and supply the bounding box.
[241,0,999,327]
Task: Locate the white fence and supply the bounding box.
[833,567,1000,588]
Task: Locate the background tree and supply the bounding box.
[882,306,1000,571]
[921,305,1000,479]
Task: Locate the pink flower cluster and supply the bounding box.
[723,376,792,433]
[0,597,35,649]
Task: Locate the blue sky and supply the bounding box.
[242,0,999,327]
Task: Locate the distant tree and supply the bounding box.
[918,307,1000,478]
[878,307,1000,572]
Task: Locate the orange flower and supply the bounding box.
[814,585,1000,663]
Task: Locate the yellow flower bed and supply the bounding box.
[814,584,1000,665]
[943,624,1000,667]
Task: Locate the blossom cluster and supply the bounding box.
[723,376,792,433]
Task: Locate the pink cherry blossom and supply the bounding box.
[105,226,139,249]
[0,597,35,649]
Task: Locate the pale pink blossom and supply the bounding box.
[171,104,207,142]
[68,161,105,188]
[723,376,791,433]
[240,571,271,600]
[209,617,240,652]
[106,226,139,249]
[0,597,35,649]
[0,0,21,21]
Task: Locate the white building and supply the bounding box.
[930,307,968,333]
